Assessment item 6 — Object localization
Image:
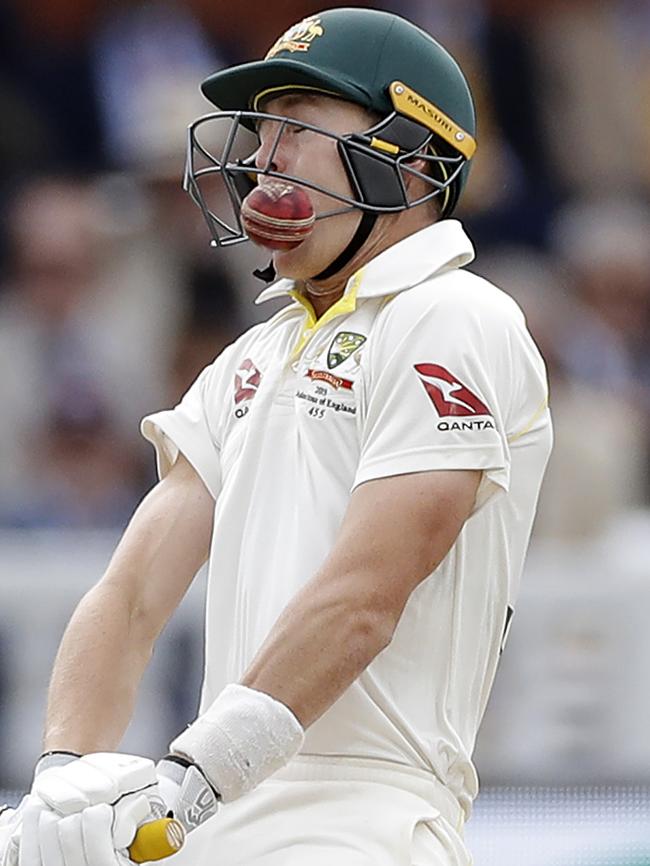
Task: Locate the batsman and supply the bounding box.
[0,8,552,866]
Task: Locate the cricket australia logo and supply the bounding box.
[234,358,262,418]
[265,16,324,58]
[327,332,366,369]
[414,363,494,429]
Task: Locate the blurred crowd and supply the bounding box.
[0,0,649,535]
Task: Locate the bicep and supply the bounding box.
[101,452,214,640]
[333,469,481,615]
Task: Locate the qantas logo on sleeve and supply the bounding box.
[414,364,492,417]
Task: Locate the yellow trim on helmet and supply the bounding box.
[389,81,476,160]
[370,137,400,155]
[251,83,342,111]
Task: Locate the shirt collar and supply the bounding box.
[255,219,475,305]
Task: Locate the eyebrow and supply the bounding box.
[254,116,274,136]
[254,93,326,136]
[255,111,302,138]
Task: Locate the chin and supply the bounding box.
[272,212,359,281]
[272,238,327,281]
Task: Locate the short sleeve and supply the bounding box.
[354,285,515,510]
[141,355,231,501]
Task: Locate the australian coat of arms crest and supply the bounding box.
[327,332,366,369]
[266,16,324,58]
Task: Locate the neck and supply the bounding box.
[304,210,435,319]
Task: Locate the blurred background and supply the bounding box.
[0,0,649,863]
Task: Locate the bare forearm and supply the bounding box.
[241,472,480,729]
[44,582,154,753]
[44,455,213,754]
[241,572,392,728]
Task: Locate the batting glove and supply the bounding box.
[17,753,164,866]
[155,756,220,833]
[0,798,29,866]
[0,751,80,866]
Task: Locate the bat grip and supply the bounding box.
[128,817,186,863]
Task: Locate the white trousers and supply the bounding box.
[171,757,471,866]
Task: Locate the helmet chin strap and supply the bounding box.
[253,261,277,283]
[252,210,377,285]
[311,210,377,281]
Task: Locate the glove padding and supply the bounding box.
[32,754,159,817]
[0,799,28,866]
[0,754,78,866]
[17,793,152,866]
[14,754,164,866]
[156,757,219,832]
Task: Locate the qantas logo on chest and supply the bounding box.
[414,363,492,417]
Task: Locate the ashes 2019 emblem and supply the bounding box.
[327,332,366,369]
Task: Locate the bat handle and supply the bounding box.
[128,817,186,863]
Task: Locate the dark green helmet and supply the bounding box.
[184,8,477,254]
[202,8,476,215]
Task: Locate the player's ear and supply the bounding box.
[407,155,427,170]
[402,156,429,197]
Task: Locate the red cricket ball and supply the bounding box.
[241,181,316,251]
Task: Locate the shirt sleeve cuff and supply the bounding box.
[352,444,510,513]
[141,411,221,500]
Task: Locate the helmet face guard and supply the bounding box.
[183,108,469,249]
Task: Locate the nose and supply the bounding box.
[255,124,289,173]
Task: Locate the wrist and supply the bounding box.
[169,684,304,803]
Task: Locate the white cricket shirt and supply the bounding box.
[141,220,552,816]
